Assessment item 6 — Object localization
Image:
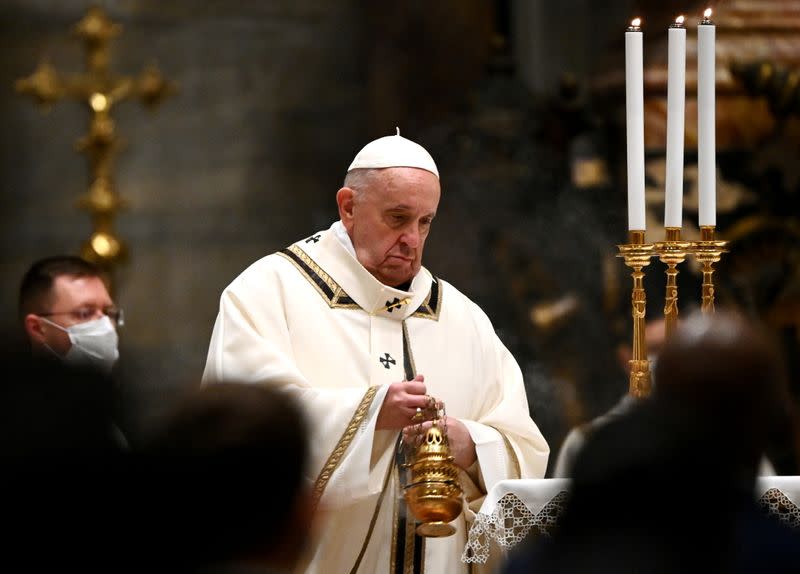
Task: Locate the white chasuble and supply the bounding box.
[202,222,550,574]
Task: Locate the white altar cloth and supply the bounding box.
[463,476,800,565]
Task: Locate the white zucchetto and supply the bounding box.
[347,127,439,178]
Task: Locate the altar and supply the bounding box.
[462,476,800,565]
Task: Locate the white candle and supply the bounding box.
[698,8,716,227]
[626,18,646,231]
[664,16,686,229]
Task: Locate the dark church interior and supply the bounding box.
[2,0,799,570]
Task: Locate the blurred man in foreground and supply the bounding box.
[502,310,800,574]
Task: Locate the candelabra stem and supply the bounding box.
[664,263,680,336]
[700,261,716,314]
[691,226,728,316]
[656,228,689,340]
[629,266,651,397]
[618,230,655,398]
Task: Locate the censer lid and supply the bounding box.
[418,424,448,455]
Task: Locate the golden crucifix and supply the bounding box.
[15,5,176,274]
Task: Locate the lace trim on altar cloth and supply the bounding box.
[462,487,800,565]
[462,491,570,564]
[757,487,800,529]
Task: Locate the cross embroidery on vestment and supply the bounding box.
[385,298,402,313]
[379,353,396,369]
[305,234,321,244]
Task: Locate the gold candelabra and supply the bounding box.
[15,6,176,276]
[621,226,729,398]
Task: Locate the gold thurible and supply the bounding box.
[617,230,655,397]
[403,401,464,537]
[689,226,728,314]
[654,228,691,339]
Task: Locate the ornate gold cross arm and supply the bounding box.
[14,6,177,277]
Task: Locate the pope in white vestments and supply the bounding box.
[202,131,549,574]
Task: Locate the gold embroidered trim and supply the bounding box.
[402,321,418,379]
[349,440,398,574]
[312,385,379,510]
[411,276,441,321]
[280,243,441,320]
[278,244,360,310]
[390,465,400,573]
[403,514,417,574]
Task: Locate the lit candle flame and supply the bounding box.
[631,17,641,27]
[704,8,713,19]
[675,15,685,25]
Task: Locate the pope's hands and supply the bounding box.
[402,416,477,470]
[376,375,437,430]
[376,375,478,470]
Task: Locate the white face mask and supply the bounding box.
[40,315,119,374]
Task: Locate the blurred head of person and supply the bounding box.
[523,311,796,574]
[19,255,122,373]
[653,309,793,480]
[138,382,313,572]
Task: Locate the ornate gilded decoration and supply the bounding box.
[15,6,176,273]
[403,413,465,538]
[412,277,442,321]
[280,243,442,319]
[348,449,396,574]
[311,385,379,512]
[402,514,422,573]
[654,228,691,339]
[402,321,418,378]
[690,226,729,314]
[280,245,361,310]
[617,230,655,397]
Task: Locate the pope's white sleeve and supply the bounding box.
[458,311,550,495]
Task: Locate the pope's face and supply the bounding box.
[338,167,440,287]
